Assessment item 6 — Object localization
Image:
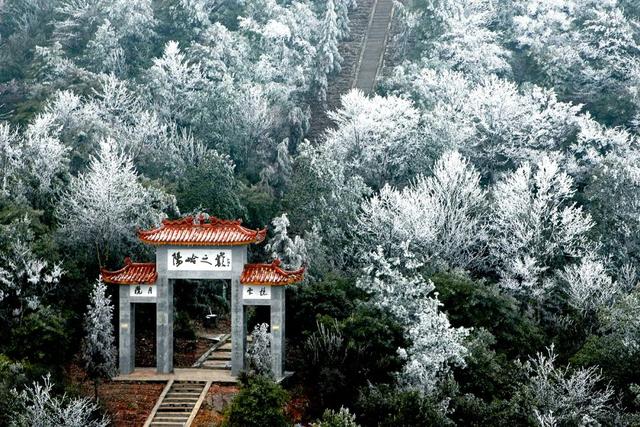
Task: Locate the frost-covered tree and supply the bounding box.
[335,0,357,40]
[421,0,511,79]
[10,374,108,427]
[357,249,468,394]
[146,41,208,126]
[585,148,640,268]
[57,137,174,266]
[22,112,69,197]
[82,279,116,399]
[85,19,126,75]
[314,0,343,102]
[599,290,640,355]
[385,69,585,181]
[0,110,71,205]
[247,323,271,377]
[264,214,307,270]
[512,0,640,125]
[556,254,620,318]
[0,216,63,324]
[489,156,593,301]
[323,90,423,189]
[54,0,155,63]
[519,346,614,425]
[357,151,486,270]
[288,139,370,271]
[0,122,21,197]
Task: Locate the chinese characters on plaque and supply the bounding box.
[130,283,156,298]
[167,249,232,271]
[243,284,271,300]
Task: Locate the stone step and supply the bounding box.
[165,392,201,397]
[170,385,204,391]
[207,353,231,360]
[162,399,198,404]
[202,360,231,369]
[154,416,189,422]
[160,404,196,409]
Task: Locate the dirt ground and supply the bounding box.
[68,363,164,426]
[191,384,240,426]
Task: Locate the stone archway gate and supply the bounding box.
[101,215,304,380]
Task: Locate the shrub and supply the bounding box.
[222,375,289,427]
[9,306,72,367]
[11,374,108,427]
[286,276,365,341]
[431,272,545,358]
[247,323,271,376]
[313,406,360,427]
[356,384,454,427]
[294,307,406,418]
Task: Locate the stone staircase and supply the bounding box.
[353,0,396,93]
[192,334,233,371]
[144,380,210,427]
[200,338,232,370]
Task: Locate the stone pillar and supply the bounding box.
[270,286,286,380]
[231,247,248,376]
[156,275,173,373]
[231,276,246,376]
[118,286,135,375]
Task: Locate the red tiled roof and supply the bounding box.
[138,216,267,246]
[240,259,305,286]
[101,257,157,285]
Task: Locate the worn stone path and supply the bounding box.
[353,0,395,93]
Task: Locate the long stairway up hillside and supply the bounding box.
[353,0,395,93]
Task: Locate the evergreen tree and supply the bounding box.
[335,0,356,40]
[265,214,307,270]
[313,0,343,102]
[82,278,116,400]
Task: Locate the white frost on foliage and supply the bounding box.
[265,214,307,270]
[424,0,511,79]
[247,323,272,376]
[0,216,63,318]
[523,346,614,425]
[490,156,593,300]
[357,151,486,270]
[313,0,343,102]
[324,89,422,188]
[357,249,468,394]
[556,254,620,316]
[57,137,174,264]
[11,374,108,427]
[83,279,116,382]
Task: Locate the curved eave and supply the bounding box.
[240,262,305,286]
[100,260,157,285]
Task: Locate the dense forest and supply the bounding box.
[1,0,640,425]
